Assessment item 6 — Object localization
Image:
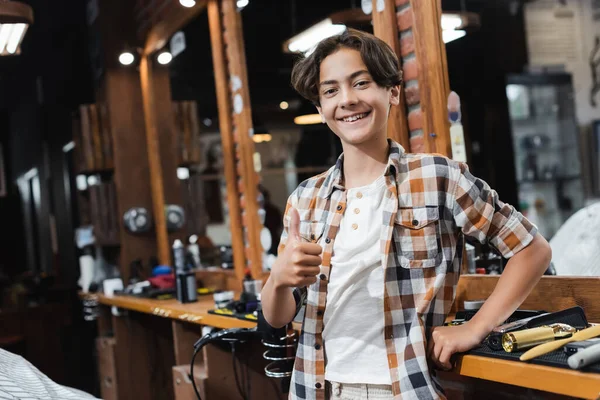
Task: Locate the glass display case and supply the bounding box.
[506,73,584,239]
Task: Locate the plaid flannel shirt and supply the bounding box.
[278,140,537,400]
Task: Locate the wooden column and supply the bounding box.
[393,0,451,156]
[140,54,171,266]
[96,0,157,282]
[207,0,249,281]
[220,0,264,279]
[372,0,410,149]
[149,65,188,246]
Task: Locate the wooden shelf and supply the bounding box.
[194,267,236,278]
[92,293,256,329]
[447,353,600,399]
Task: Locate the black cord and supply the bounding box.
[231,342,248,400]
[190,345,202,400]
[190,327,258,400]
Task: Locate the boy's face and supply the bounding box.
[317,48,400,147]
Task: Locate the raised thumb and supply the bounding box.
[289,207,301,241]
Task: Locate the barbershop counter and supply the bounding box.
[85,293,600,399]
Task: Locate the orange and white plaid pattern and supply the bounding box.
[279,140,537,400]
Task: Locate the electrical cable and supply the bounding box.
[231,342,248,400]
[190,345,202,400]
[190,327,259,400]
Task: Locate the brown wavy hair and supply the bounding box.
[290,28,403,106]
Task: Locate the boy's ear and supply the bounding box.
[316,106,326,123]
[389,85,401,106]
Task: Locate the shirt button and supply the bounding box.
[319,274,326,280]
[336,205,342,211]
[352,223,358,230]
[325,237,331,244]
[315,343,321,350]
[412,219,419,226]
[357,192,363,199]
[315,383,322,389]
[354,208,360,214]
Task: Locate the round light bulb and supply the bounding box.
[237,0,249,8]
[157,51,173,65]
[119,52,135,66]
[279,101,289,110]
[179,0,196,7]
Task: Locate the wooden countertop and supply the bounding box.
[452,353,600,399]
[92,292,257,329]
[89,293,600,398]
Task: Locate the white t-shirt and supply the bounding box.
[323,174,391,385]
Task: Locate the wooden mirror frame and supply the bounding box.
[137,0,263,285]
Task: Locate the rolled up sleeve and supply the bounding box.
[451,162,537,258]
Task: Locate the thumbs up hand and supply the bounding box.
[270,208,323,289]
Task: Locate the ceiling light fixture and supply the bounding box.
[179,0,196,8]
[294,114,322,125]
[279,101,289,110]
[284,19,346,55]
[157,51,173,65]
[237,0,249,9]
[252,133,272,143]
[283,10,480,54]
[440,12,479,44]
[118,51,135,66]
[0,0,34,56]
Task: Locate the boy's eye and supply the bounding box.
[323,88,337,95]
[355,81,369,87]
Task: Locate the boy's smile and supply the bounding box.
[317,48,399,147]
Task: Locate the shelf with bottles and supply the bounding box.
[519,143,578,155]
[518,174,581,184]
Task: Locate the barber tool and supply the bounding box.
[502,323,576,353]
[487,313,550,350]
[520,324,600,361]
[190,305,297,400]
[564,338,600,355]
[567,342,600,370]
[174,239,197,304]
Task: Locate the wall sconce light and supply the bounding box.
[0,0,34,56]
[157,51,172,65]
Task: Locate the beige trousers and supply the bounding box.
[325,381,394,400]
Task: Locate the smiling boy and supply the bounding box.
[261,29,551,400]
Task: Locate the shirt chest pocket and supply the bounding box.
[394,206,441,268]
[299,220,326,244]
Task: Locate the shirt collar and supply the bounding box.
[320,139,405,199]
